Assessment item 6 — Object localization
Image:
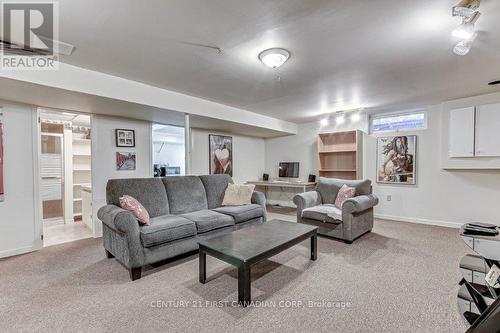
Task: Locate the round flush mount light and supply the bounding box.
[452,21,475,40]
[258,48,290,69]
[453,40,472,55]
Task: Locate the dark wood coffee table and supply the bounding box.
[198,219,318,306]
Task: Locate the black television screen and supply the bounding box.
[279,162,299,178]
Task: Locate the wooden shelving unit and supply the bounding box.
[317,130,362,180]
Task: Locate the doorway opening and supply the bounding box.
[152,124,185,177]
[39,109,93,247]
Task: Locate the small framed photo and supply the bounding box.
[116,152,136,171]
[115,129,135,147]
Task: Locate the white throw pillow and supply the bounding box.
[221,184,255,206]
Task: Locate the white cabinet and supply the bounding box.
[449,107,475,157]
[475,103,500,157]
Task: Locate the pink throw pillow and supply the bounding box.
[119,195,150,225]
[334,184,356,209]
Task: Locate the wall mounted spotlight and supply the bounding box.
[453,0,480,18]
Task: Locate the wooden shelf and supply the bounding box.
[317,130,362,180]
[73,138,91,143]
[319,149,357,154]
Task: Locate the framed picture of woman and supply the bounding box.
[377,135,416,185]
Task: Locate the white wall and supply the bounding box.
[366,105,500,227]
[190,128,265,184]
[265,104,500,227]
[0,100,40,258]
[91,115,153,236]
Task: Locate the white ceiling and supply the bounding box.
[56,0,500,123]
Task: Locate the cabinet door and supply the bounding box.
[449,107,475,157]
[476,103,500,157]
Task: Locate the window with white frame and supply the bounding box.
[370,110,427,133]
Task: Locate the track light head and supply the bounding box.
[453,0,480,18]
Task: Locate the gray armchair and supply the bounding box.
[293,177,378,244]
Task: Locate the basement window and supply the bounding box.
[370,110,427,133]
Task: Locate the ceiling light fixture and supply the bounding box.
[320,118,329,126]
[451,2,481,56]
[453,40,472,55]
[258,48,290,69]
[453,0,480,18]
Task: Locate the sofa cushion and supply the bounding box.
[140,215,196,248]
[107,178,169,218]
[162,176,208,214]
[221,184,255,206]
[316,177,372,204]
[302,204,343,224]
[213,204,264,224]
[199,175,234,209]
[181,210,235,233]
[119,195,150,225]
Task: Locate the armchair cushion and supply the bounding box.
[302,204,342,224]
[342,194,379,214]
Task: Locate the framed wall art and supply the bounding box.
[377,135,416,185]
[115,129,135,147]
[209,134,232,176]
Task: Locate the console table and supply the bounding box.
[246,181,316,207]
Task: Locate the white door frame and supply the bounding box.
[32,107,43,250]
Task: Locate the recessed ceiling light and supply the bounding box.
[320,118,329,126]
[488,80,500,86]
[258,48,290,69]
[453,40,472,55]
[452,21,475,39]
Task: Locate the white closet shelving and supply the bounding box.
[72,133,91,219]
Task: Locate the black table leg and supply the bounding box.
[311,233,317,261]
[238,264,251,306]
[199,250,206,284]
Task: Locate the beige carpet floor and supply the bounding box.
[0,217,471,333]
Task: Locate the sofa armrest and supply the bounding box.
[342,194,379,214]
[251,190,267,222]
[97,205,141,235]
[293,191,321,211]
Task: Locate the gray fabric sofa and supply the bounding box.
[97,175,267,280]
[293,177,378,244]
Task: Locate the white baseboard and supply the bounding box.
[0,245,38,259]
[375,214,463,229]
